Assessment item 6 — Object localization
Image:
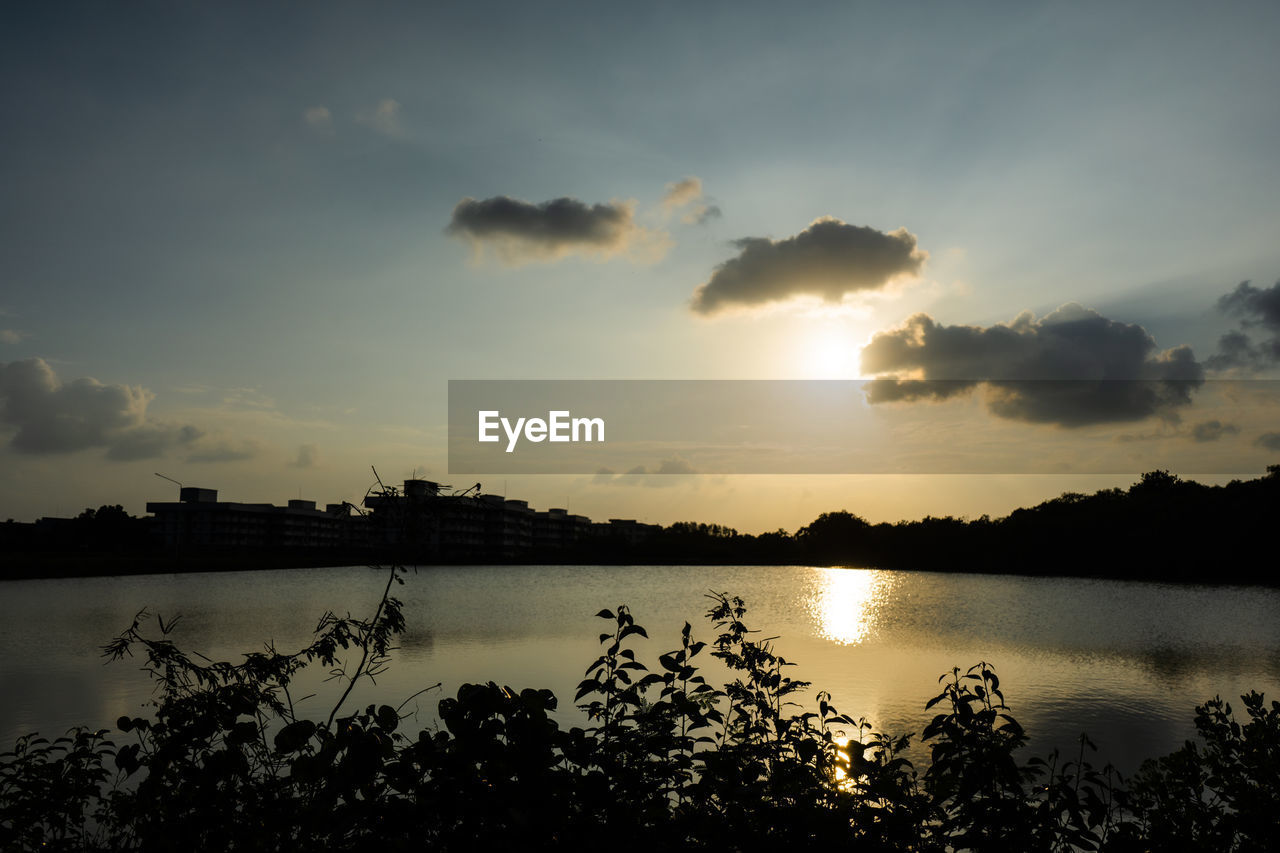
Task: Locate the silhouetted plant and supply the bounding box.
[1120,691,1280,853]
[0,727,115,851]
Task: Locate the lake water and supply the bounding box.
[3,564,1279,775]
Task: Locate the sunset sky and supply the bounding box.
[3,1,1279,530]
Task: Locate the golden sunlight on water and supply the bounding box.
[807,567,893,646]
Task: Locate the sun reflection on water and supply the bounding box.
[809,567,891,646]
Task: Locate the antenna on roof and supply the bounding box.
[154,472,183,491]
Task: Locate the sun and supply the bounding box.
[796,323,863,378]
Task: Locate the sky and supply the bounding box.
[2,0,1279,531]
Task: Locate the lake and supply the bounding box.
[3,564,1279,774]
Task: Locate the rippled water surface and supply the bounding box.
[3,565,1279,773]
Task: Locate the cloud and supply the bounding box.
[1220,279,1280,331]
[0,329,29,345]
[686,204,722,225]
[1255,432,1280,451]
[356,98,401,136]
[447,195,668,264]
[1117,420,1242,444]
[653,456,697,475]
[1190,420,1240,442]
[303,105,332,132]
[690,217,926,315]
[1206,330,1262,371]
[660,176,722,225]
[593,456,698,487]
[662,177,703,210]
[1207,280,1280,370]
[106,424,203,461]
[186,439,263,464]
[290,443,319,468]
[860,304,1205,427]
[221,387,276,409]
[1,358,151,454]
[0,357,228,461]
[1115,427,1179,444]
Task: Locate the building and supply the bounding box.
[147,487,349,549]
[141,479,656,560]
[592,518,662,545]
[360,480,629,561]
[533,508,593,551]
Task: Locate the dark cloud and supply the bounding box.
[1207,280,1280,370]
[1190,420,1240,443]
[0,358,149,453]
[0,358,219,461]
[1206,330,1262,371]
[860,304,1204,426]
[447,195,664,263]
[106,424,203,461]
[1255,432,1280,451]
[861,379,978,404]
[691,218,926,314]
[1220,279,1280,329]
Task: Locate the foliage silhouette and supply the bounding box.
[544,466,1280,581]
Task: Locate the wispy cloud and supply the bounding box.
[356,98,402,137]
[186,438,264,464]
[221,387,276,409]
[592,456,698,487]
[661,176,721,226]
[662,177,703,210]
[290,443,319,468]
[303,105,332,132]
[1190,419,1240,442]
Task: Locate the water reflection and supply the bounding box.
[808,568,892,646]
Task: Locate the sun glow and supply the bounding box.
[797,325,862,378]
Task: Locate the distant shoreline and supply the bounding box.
[2,548,1273,588]
[6,465,1277,584]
